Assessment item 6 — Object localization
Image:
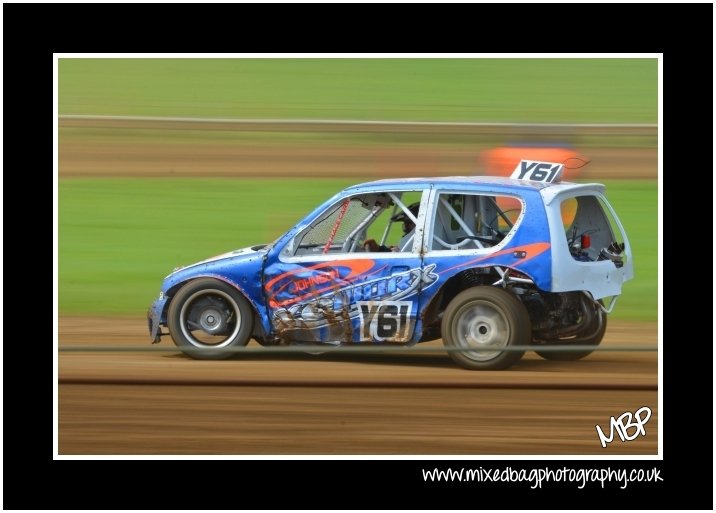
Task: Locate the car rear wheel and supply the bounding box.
[167,278,253,359]
[441,286,530,370]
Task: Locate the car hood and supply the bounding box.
[179,244,267,269]
[162,244,268,291]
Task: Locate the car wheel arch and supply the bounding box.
[421,265,514,329]
[165,275,268,335]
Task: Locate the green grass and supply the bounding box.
[59,58,657,123]
[58,178,356,315]
[59,178,658,321]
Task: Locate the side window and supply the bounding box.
[285,191,423,257]
[561,195,626,266]
[448,196,463,230]
[365,191,422,253]
[430,193,523,251]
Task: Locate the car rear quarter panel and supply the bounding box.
[543,188,634,299]
[418,187,553,332]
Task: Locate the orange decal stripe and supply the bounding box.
[265,259,375,290]
[439,242,551,275]
[265,259,378,308]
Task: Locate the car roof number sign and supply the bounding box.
[510,160,564,183]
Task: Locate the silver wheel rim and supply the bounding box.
[179,288,242,349]
[453,300,510,362]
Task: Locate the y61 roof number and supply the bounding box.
[510,160,564,183]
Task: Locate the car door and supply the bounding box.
[262,188,435,344]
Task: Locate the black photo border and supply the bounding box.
[3,3,712,510]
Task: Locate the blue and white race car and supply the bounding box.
[148,161,633,370]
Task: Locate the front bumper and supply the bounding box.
[147,295,169,343]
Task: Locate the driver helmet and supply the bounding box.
[391,202,420,233]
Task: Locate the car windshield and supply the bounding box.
[283,191,422,256]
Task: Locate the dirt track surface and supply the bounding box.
[59,127,656,179]
[58,317,658,455]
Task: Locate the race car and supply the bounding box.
[147,160,633,370]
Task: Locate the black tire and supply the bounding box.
[167,278,254,360]
[441,286,530,370]
[533,305,607,361]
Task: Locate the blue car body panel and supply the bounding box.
[148,246,271,339]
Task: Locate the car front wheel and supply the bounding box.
[167,278,253,359]
[441,286,530,370]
